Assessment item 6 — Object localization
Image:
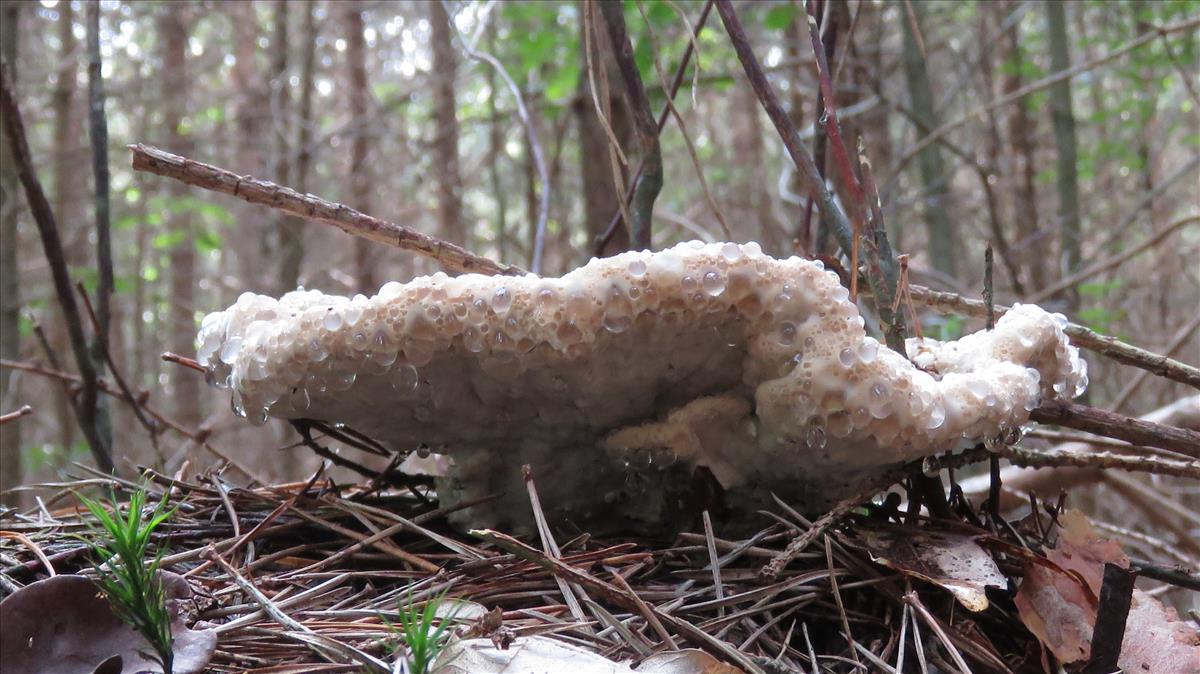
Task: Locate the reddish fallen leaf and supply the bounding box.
[863,527,1007,611]
[1014,509,1200,673]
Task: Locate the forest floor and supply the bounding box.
[3,460,1197,674]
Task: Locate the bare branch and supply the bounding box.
[890,15,1200,178]
[0,405,31,426]
[1029,401,1200,456]
[129,143,524,277]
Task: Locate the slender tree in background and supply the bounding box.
[1046,0,1082,311]
[269,0,295,292]
[485,23,509,263]
[901,1,957,279]
[51,0,79,452]
[0,2,23,503]
[430,1,465,248]
[85,0,114,451]
[1000,0,1046,292]
[230,1,267,291]
[576,1,632,256]
[280,0,316,291]
[158,3,201,426]
[346,0,376,292]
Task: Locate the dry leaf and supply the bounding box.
[863,528,1007,611]
[0,573,217,674]
[1014,509,1200,673]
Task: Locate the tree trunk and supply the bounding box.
[51,0,79,452]
[0,1,23,504]
[85,0,114,453]
[280,0,316,291]
[159,4,201,426]
[485,24,509,263]
[1046,0,1082,311]
[1000,0,1046,292]
[268,0,296,293]
[575,1,632,257]
[346,0,375,292]
[429,1,465,248]
[230,0,268,290]
[901,2,958,279]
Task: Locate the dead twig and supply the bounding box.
[0,405,32,425]
[129,143,523,277]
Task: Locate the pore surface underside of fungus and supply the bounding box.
[197,241,1087,529]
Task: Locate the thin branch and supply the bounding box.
[0,405,32,425]
[594,0,714,255]
[890,15,1200,178]
[85,0,113,376]
[804,0,867,301]
[0,61,112,473]
[128,144,524,277]
[1111,312,1200,414]
[635,0,731,239]
[1029,401,1200,456]
[77,282,159,440]
[999,444,1200,480]
[1028,213,1200,303]
[599,0,662,251]
[716,0,905,350]
[0,358,263,483]
[905,283,1200,389]
[446,1,550,273]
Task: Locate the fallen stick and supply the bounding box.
[129,143,525,278]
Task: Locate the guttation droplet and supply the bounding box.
[702,271,725,296]
[839,347,856,367]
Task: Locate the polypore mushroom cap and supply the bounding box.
[197,241,1085,522]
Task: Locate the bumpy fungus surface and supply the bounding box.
[198,241,1086,527]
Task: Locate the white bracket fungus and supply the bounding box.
[197,241,1086,528]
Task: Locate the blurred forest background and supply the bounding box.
[0,0,1197,504]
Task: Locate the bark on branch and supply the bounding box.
[129,143,524,278]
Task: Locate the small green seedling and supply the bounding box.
[78,485,176,674]
[384,588,461,674]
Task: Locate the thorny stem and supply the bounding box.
[599,0,661,252]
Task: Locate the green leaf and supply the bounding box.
[115,214,142,231]
[195,228,223,254]
[546,61,581,101]
[151,231,186,250]
[763,4,797,31]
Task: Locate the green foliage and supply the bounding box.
[384,589,461,674]
[77,486,177,674]
[928,314,966,342]
[1078,279,1126,334]
[763,4,797,31]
